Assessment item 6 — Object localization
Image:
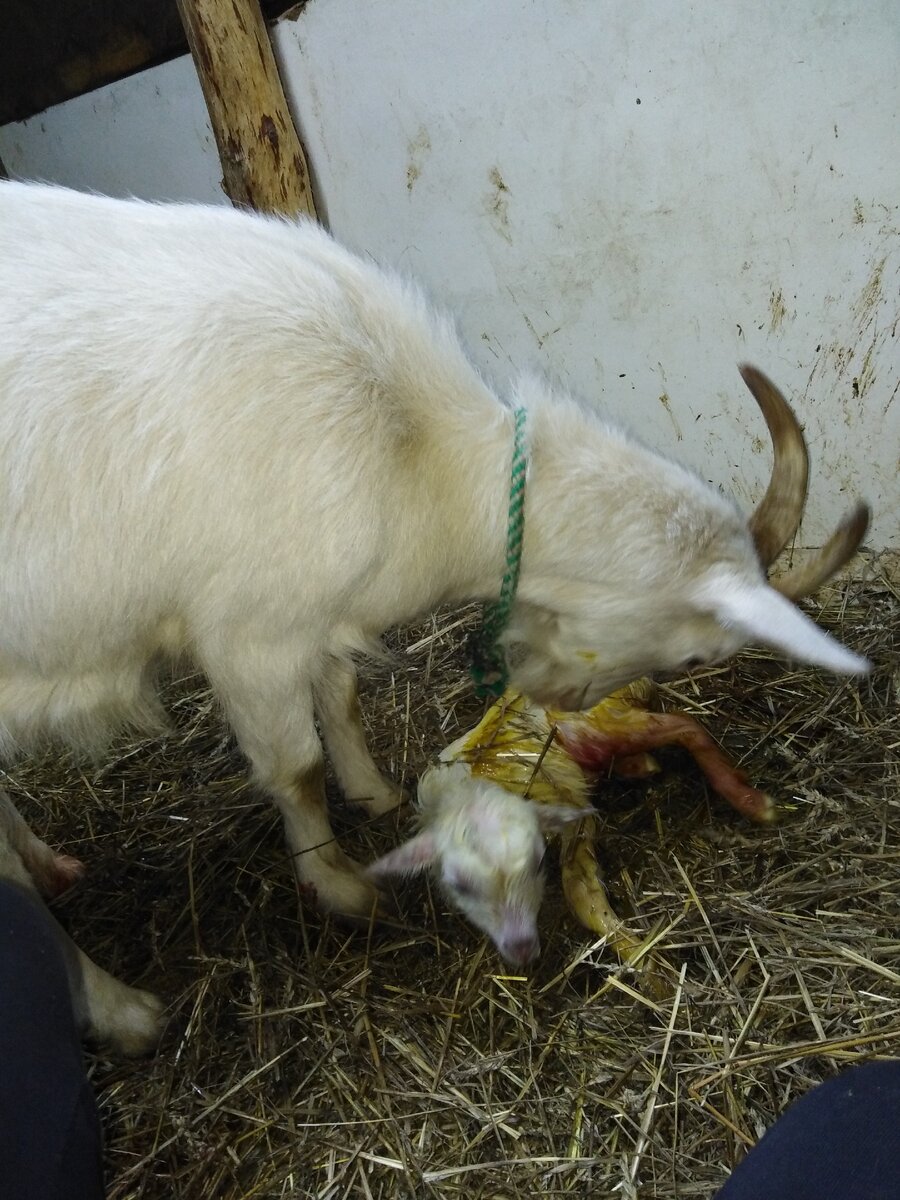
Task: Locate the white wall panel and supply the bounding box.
[2,1,897,547]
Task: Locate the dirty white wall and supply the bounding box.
[2,0,897,550]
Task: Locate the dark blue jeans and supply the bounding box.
[0,880,104,1200]
[716,1058,900,1199]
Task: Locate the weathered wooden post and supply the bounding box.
[175,0,318,218]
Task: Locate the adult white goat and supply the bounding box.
[0,182,867,1045]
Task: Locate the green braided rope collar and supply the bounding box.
[469,406,528,698]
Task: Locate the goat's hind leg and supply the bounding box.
[645,712,776,823]
[557,709,774,823]
[315,655,402,816]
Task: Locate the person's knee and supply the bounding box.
[0,878,105,1199]
[0,879,76,1027]
[716,1060,900,1199]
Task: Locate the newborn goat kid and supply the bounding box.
[0,182,867,1048]
[368,682,778,966]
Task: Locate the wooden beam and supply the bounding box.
[176,0,318,218]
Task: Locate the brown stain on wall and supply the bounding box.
[854,340,878,400]
[406,126,431,193]
[486,167,513,243]
[768,288,789,331]
[838,256,893,411]
[658,393,683,441]
[855,257,886,322]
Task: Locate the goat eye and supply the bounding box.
[448,874,478,899]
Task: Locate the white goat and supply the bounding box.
[0,182,867,1048]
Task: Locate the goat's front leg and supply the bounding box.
[0,789,85,898]
[315,656,402,816]
[207,646,383,918]
[60,934,166,1057]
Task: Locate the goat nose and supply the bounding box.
[501,933,540,966]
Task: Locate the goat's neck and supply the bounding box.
[401,394,605,614]
[368,387,626,629]
[397,403,518,612]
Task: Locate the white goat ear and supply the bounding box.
[532,803,590,833]
[365,833,437,880]
[698,575,870,675]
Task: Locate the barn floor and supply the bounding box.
[6,567,899,1200]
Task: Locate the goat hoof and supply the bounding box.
[46,853,86,897]
[348,780,405,818]
[307,867,384,922]
[92,985,166,1058]
[28,850,87,899]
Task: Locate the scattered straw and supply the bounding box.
[4,564,898,1198]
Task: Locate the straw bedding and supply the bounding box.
[4,564,898,1199]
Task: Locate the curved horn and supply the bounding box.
[740,365,809,567]
[772,501,870,600]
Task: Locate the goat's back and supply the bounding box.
[0,184,495,678]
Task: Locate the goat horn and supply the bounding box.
[771,501,870,599]
[740,364,809,567]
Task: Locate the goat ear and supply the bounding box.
[699,575,870,675]
[365,832,437,880]
[532,802,590,833]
